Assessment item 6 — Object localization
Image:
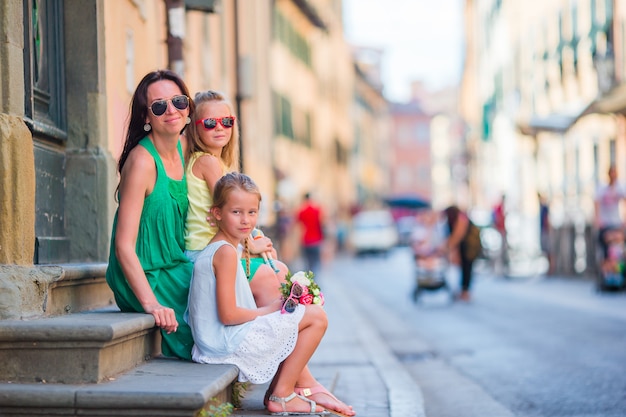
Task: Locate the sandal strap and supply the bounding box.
[268,392,298,412]
[296,394,318,412]
[268,392,318,413]
[296,385,339,401]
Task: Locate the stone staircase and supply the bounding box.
[0,263,239,416]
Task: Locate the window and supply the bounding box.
[273,91,294,140]
[273,9,312,68]
[23,0,66,141]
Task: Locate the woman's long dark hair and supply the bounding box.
[117,69,195,174]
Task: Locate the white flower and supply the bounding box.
[290,271,311,287]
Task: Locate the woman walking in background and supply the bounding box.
[441,205,482,301]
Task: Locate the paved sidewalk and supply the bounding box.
[233,265,426,417]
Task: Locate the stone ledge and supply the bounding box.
[0,263,114,320]
[0,310,156,383]
[47,263,114,316]
[0,358,239,417]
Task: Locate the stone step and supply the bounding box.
[0,263,114,320]
[0,309,157,383]
[0,358,239,417]
[46,263,115,316]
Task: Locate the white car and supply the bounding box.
[349,210,399,256]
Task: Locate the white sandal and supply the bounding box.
[268,392,329,415]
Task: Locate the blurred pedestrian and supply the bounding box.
[538,193,553,274]
[295,192,325,275]
[492,194,508,274]
[594,164,626,269]
[440,205,482,301]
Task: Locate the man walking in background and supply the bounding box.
[296,192,325,275]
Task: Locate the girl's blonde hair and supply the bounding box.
[213,172,261,278]
[187,90,240,170]
[212,172,261,209]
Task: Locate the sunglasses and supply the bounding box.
[281,282,303,314]
[148,95,189,116]
[195,116,236,130]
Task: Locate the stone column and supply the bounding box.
[0,115,35,265]
[0,0,38,319]
[0,0,34,265]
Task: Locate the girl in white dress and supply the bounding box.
[186,172,329,415]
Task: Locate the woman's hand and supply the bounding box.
[143,302,179,334]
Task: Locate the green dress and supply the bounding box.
[106,137,194,360]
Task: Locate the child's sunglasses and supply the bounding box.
[195,116,236,130]
[281,282,303,314]
[148,95,189,116]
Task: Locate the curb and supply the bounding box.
[330,278,426,417]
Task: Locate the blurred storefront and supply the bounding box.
[461,0,626,276]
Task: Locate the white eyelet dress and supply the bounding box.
[185,240,305,384]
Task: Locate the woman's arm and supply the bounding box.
[214,245,281,325]
[114,148,179,333]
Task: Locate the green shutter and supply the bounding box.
[185,0,218,13]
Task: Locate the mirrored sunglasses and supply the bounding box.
[195,116,236,130]
[149,95,189,116]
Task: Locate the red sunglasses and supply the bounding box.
[195,116,236,130]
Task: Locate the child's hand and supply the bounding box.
[256,298,283,317]
[270,297,283,312]
[249,235,273,255]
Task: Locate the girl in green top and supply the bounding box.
[106,70,195,360]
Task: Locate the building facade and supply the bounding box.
[0,0,391,318]
[461,0,626,275]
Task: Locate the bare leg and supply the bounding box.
[249,262,287,307]
[254,262,355,415]
[266,305,328,414]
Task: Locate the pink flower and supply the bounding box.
[300,294,314,305]
[318,293,325,306]
[300,286,310,296]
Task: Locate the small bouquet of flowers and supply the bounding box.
[280,270,325,314]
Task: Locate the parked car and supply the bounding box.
[349,209,399,256]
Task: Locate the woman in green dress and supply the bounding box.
[106,70,196,360]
